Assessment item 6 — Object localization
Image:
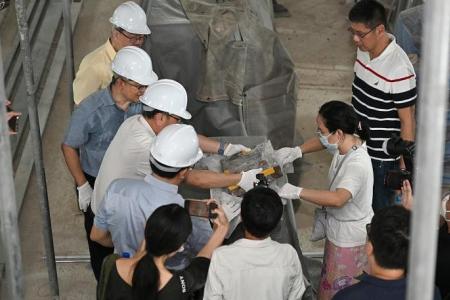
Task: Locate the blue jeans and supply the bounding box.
[371,159,399,212]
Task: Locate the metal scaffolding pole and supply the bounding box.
[14,0,60,299]
[407,0,450,299]
[0,43,24,300]
[62,0,75,111]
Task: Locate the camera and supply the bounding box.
[382,135,415,190]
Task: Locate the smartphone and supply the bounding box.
[6,106,19,133]
[185,199,218,219]
[384,169,412,190]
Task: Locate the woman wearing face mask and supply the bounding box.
[276,100,374,300]
[97,203,229,300]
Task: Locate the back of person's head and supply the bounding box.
[132,204,192,300]
[241,187,283,238]
[348,0,387,28]
[318,100,370,141]
[149,160,184,179]
[368,206,410,270]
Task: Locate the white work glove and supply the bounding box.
[238,168,263,191]
[224,144,251,157]
[222,201,241,221]
[273,146,302,167]
[76,182,93,212]
[278,183,303,200]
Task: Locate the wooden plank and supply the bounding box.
[14,1,83,212]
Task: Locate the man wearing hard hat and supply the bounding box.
[90,79,257,215]
[73,1,150,105]
[91,124,257,266]
[62,46,157,280]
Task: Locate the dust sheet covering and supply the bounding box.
[143,0,298,149]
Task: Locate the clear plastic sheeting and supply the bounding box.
[143,0,298,149]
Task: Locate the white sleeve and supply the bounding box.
[287,252,306,300]
[335,160,366,199]
[203,253,225,300]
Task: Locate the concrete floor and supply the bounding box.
[15,0,356,298]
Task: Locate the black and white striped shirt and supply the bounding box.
[351,36,417,161]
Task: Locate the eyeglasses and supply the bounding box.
[121,77,148,92]
[116,28,146,43]
[167,113,182,123]
[347,25,378,39]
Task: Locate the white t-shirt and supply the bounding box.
[326,143,374,247]
[91,115,156,214]
[203,237,305,300]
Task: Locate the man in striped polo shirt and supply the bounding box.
[348,0,416,212]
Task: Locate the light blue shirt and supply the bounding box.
[94,175,184,256]
[63,87,142,177]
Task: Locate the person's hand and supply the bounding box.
[278,183,303,199]
[223,144,251,156]
[238,168,263,191]
[76,181,93,212]
[5,100,21,135]
[207,201,229,231]
[400,179,413,210]
[273,146,302,167]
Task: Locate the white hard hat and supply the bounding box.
[150,124,203,170]
[109,1,150,35]
[140,79,191,120]
[112,46,158,85]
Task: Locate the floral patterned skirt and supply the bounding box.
[317,239,367,300]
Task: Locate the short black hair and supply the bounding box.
[142,109,165,119]
[368,206,410,269]
[241,187,283,238]
[149,160,184,179]
[348,0,387,28]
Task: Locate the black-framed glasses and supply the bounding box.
[116,28,146,42]
[348,25,377,39]
[121,77,148,92]
[167,113,182,123]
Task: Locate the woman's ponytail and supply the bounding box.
[131,204,192,300]
[132,252,159,300]
[356,119,370,142]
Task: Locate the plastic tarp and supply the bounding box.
[143,0,298,149]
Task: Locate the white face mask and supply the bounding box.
[441,195,450,222]
[318,131,339,154]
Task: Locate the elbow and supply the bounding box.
[90,227,100,243]
[330,196,348,208]
[89,231,97,242]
